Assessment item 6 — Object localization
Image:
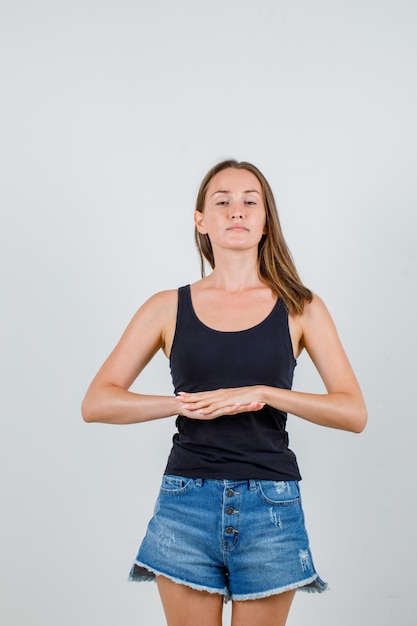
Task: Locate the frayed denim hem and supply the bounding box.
[128,562,156,583]
[299,575,328,593]
[128,562,327,603]
[128,561,230,600]
[231,574,328,602]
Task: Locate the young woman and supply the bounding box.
[82,159,367,626]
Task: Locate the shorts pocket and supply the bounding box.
[257,480,300,506]
[160,474,194,495]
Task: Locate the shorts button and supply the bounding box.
[226,490,234,497]
[226,507,235,515]
[225,527,234,534]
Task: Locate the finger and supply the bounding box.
[179,395,227,410]
[177,390,223,402]
[177,394,209,406]
[200,401,265,416]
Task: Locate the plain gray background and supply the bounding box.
[1,1,416,624]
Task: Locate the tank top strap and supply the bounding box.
[176,284,194,329]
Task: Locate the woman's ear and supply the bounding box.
[194,210,208,234]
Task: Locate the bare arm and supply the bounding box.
[254,294,367,432]
[81,290,182,424]
[177,295,367,433]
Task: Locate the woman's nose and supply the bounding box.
[229,203,244,218]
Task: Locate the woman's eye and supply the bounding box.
[216,200,228,206]
[245,200,256,206]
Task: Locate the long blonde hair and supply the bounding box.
[194,159,312,314]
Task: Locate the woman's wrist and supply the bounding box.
[257,385,270,405]
[257,385,283,408]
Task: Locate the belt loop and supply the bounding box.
[249,479,257,491]
[195,478,203,487]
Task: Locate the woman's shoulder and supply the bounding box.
[302,293,338,323]
[295,293,341,353]
[140,288,179,315]
[140,289,181,356]
[288,292,323,317]
[289,293,333,341]
[126,289,179,351]
[301,292,328,316]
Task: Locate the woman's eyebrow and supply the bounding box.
[210,190,230,196]
[209,189,261,198]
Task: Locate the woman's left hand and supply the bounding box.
[176,387,265,420]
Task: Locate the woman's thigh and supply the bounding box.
[156,576,295,626]
[156,576,224,626]
[231,590,296,626]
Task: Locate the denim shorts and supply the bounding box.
[128,475,327,601]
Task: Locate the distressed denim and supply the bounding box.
[129,476,327,601]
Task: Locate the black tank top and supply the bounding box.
[164,285,301,481]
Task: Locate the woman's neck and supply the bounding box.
[202,253,264,294]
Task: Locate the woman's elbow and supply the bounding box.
[349,403,368,434]
[81,394,99,423]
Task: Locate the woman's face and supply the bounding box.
[195,168,266,254]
